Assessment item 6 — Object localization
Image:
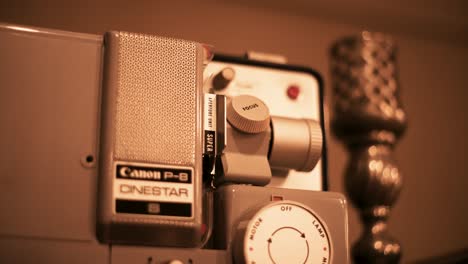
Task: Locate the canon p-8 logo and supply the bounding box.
[119,166,162,180]
[116,164,191,183]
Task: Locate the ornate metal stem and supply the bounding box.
[330,32,407,263]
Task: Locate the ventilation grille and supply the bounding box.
[113,32,200,166]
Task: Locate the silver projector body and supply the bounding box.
[0,23,349,263]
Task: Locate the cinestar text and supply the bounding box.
[119,184,189,197]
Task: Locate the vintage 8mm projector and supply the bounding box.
[0,23,349,264]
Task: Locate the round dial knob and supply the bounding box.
[226,95,271,134]
[239,201,331,264]
[212,67,235,90]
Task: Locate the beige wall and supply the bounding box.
[1,0,468,262]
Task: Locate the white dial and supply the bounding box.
[241,201,331,264]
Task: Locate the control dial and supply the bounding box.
[212,67,235,90]
[226,95,271,134]
[238,201,331,264]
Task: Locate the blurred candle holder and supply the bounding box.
[330,31,407,263]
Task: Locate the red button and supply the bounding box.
[287,85,300,100]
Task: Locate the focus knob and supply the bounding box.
[227,95,270,134]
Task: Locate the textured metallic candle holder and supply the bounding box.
[330,31,407,263]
